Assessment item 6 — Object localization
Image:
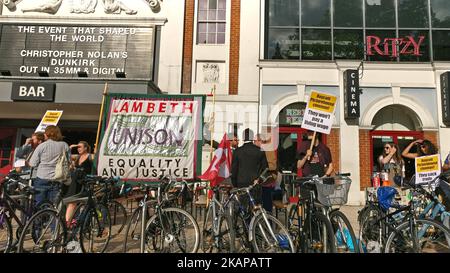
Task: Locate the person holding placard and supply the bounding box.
[296,131,333,178]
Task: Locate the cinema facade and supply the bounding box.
[238,0,450,204]
[0,0,184,174]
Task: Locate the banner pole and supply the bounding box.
[209,85,216,164]
[94,82,109,155]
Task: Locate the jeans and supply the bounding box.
[34,177,61,206]
[262,187,274,213]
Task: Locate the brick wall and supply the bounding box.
[229,0,240,95]
[359,129,371,190]
[328,129,340,173]
[181,0,195,94]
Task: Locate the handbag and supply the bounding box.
[54,149,72,186]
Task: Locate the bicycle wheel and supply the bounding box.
[79,204,111,253]
[145,207,200,253]
[232,212,252,253]
[250,212,295,253]
[330,210,358,253]
[385,218,450,253]
[108,200,127,237]
[122,205,153,253]
[287,204,302,252]
[358,205,383,253]
[0,215,12,253]
[202,205,235,253]
[17,209,66,253]
[303,212,336,253]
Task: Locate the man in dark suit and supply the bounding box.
[231,128,268,188]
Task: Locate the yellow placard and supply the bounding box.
[307,91,337,113]
[416,155,440,173]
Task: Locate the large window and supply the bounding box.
[433,30,450,61]
[398,0,429,28]
[431,0,450,28]
[267,28,299,59]
[365,0,396,27]
[334,0,363,27]
[265,0,449,62]
[302,29,331,60]
[198,0,226,44]
[301,0,330,27]
[334,29,364,59]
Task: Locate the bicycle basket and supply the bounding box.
[377,186,398,211]
[314,177,351,206]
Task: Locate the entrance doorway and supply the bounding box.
[277,127,327,174]
[370,104,425,184]
[0,128,16,175]
[278,127,306,173]
[370,131,423,183]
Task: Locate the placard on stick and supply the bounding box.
[415,154,441,185]
[301,91,337,135]
[35,110,63,132]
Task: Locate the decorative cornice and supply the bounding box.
[0,15,167,26]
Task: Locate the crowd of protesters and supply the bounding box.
[13,125,93,227]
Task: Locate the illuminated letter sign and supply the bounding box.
[366,35,425,58]
[441,72,450,126]
[344,70,360,119]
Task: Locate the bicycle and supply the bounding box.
[288,176,345,253]
[91,177,128,238]
[0,170,53,253]
[358,173,450,253]
[17,175,113,253]
[313,173,358,253]
[229,169,296,253]
[201,181,235,253]
[123,176,200,253]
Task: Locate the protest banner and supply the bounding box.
[96,93,205,180]
[301,91,337,135]
[415,154,441,185]
[35,110,63,132]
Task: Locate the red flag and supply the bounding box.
[198,133,232,188]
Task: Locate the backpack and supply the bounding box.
[54,149,72,185]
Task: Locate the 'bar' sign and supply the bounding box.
[343,70,360,119]
[11,82,55,102]
[441,72,450,126]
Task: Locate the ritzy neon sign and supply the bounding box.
[366,35,425,57]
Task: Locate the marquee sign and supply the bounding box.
[366,35,425,58]
[0,24,155,79]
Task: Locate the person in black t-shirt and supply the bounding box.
[296,132,333,178]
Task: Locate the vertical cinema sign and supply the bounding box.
[344,70,360,119]
[441,72,450,126]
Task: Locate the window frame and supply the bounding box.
[197,0,227,45]
[264,0,450,62]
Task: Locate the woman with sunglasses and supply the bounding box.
[378,143,405,187]
[402,139,438,159]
